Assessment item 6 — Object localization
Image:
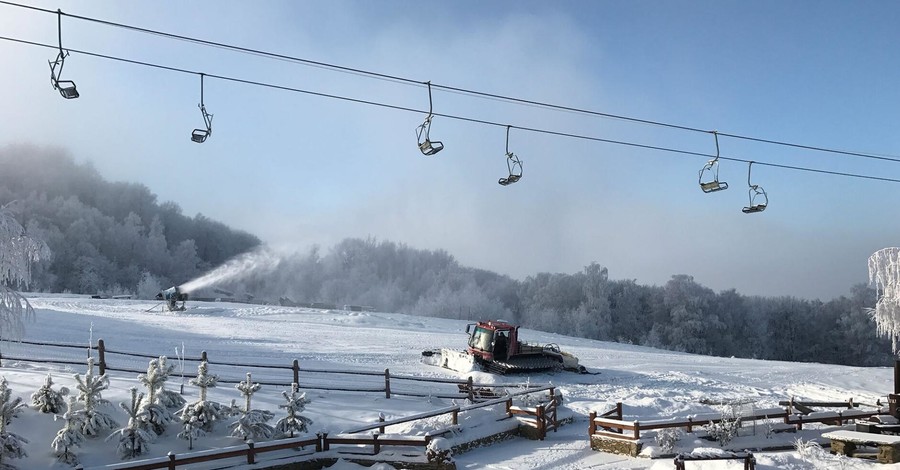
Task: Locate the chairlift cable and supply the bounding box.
[1,0,899,163]
[2,34,900,185]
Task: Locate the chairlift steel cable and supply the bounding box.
[3,34,900,185]
[2,0,900,163]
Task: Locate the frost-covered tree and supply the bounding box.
[870,247,900,352]
[176,360,230,448]
[31,373,69,414]
[0,202,50,342]
[275,383,313,438]
[0,377,28,470]
[137,356,179,435]
[51,397,83,466]
[229,373,274,441]
[107,388,153,460]
[72,358,118,437]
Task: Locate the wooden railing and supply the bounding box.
[589,400,887,443]
[589,402,789,441]
[81,387,559,470]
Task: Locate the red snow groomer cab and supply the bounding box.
[464,320,580,374]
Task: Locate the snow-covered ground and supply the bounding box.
[3,294,899,469]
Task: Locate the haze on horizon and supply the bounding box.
[3,0,900,300]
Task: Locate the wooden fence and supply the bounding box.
[589,401,886,443]
[0,337,550,401]
[79,386,559,470]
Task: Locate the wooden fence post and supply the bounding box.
[167,451,176,470]
[467,376,474,401]
[452,409,459,425]
[315,433,322,452]
[246,440,255,464]
[293,359,299,385]
[201,350,208,362]
[506,398,512,417]
[379,413,386,434]
[633,421,640,440]
[384,369,391,399]
[322,432,330,451]
[537,405,546,440]
[97,339,106,375]
[373,432,380,455]
[589,411,596,436]
[616,402,623,420]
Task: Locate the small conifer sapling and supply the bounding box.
[229,373,274,440]
[107,388,154,460]
[0,377,28,470]
[275,383,313,438]
[51,397,84,466]
[31,373,69,414]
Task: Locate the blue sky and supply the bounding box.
[2,0,900,299]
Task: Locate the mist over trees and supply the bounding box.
[0,145,259,294]
[223,237,892,367]
[1,145,889,367]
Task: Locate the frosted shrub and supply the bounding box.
[654,428,683,453]
[426,437,453,464]
[31,373,69,414]
[704,417,741,446]
[229,373,275,441]
[275,383,313,438]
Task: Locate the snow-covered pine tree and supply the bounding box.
[140,356,185,410]
[229,373,274,441]
[51,397,84,466]
[0,377,28,470]
[0,202,50,345]
[106,388,153,460]
[137,356,177,435]
[274,383,313,438]
[176,360,230,449]
[72,357,118,437]
[31,373,69,414]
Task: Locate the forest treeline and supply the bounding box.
[2,145,890,367]
[231,237,892,367]
[0,145,260,294]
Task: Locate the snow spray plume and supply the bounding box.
[179,247,283,294]
[869,247,900,353]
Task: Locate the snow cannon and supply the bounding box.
[156,286,188,311]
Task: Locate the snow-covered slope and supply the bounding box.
[2,295,896,469]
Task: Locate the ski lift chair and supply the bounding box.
[699,131,728,193]
[415,81,444,156]
[498,152,523,186]
[48,52,79,99]
[191,105,213,143]
[741,162,768,213]
[699,160,728,192]
[499,126,523,186]
[416,116,444,156]
[191,74,213,143]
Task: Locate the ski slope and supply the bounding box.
[2,294,897,469]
